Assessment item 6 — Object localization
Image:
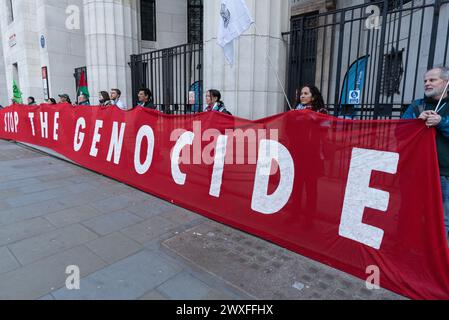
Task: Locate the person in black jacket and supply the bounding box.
[137,88,156,109]
[402,67,449,242]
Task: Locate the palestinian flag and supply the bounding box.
[12,80,22,104]
[77,69,90,99]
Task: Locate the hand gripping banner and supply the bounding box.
[1,104,449,299]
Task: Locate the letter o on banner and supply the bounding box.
[134,125,155,175]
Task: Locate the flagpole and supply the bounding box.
[253,23,293,110]
[434,80,449,112]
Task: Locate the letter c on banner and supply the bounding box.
[171,131,194,185]
[251,139,295,214]
[73,117,86,152]
[134,125,155,175]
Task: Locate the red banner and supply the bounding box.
[1,103,449,299]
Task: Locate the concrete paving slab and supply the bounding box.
[86,232,142,264]
[51,250,182,300]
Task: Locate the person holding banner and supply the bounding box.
[27,97,37,106]
[58,94,72,105]
[45,98,57,105]
[295,85,328,115]
[205,89,232,115]
[402,67,449,241]
[77,94,90,106]
[110,88,128,110]
[137,88,156,109]
[98,91,112,106]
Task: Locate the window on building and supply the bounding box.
[380,48,404,97]
[369,0,413,12]
[141,0,156,41]
[289,12,319,90]
[188,0,203,43]
[6,0,14,24]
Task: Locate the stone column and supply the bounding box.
[0,26,7,106]
[0,0,42,103]
[83,0,139,106]
[203,0,290,119]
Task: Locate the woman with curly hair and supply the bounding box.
[295,85,328,114]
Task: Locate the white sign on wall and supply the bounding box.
[8,34,16,48]
[349,90,361,105]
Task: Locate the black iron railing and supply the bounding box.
[284,0,449,119]
[130,43,203,114]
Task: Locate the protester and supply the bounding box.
[295,85,328,114]
[98,91,112,106]
[27,96,37,105]
[77,94,90,106]
[46,98,57,105]
[110,88,128,110]
[402,66,449,242]
[205,89,232,115]
[137,88,156,109]
[58,94,72,104]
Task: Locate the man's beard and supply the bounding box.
[425,88,445,99]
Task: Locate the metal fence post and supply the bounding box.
[427,0,442,70]
[130,54,138,108]
[333,10,346,116]
[373,0,389,120]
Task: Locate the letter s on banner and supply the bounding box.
[251,139,295,214]
[339,148,399,250]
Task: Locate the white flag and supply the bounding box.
[217,0,254,65]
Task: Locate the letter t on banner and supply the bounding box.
[217,0,254,65]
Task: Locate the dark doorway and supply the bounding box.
[288,11,319,107]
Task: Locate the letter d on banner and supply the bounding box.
[251,139,294,214]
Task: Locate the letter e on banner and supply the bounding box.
[339,148,399,250]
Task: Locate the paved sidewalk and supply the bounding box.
[0,140,405,300]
